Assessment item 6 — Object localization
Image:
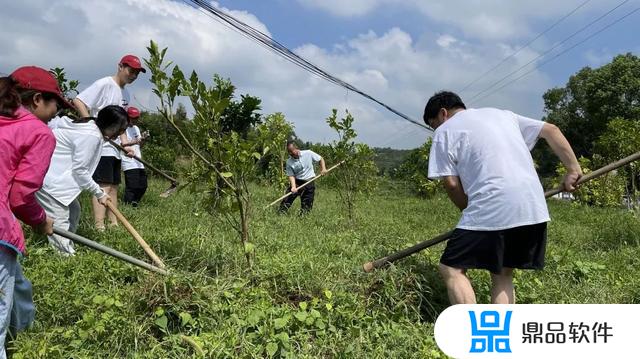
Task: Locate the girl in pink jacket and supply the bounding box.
[0,66,73,355]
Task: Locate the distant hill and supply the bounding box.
[373,147,413,175]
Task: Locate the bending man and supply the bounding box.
[424,91,581,305]
[279,141,327,215]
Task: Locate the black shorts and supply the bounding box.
[124,168,148,189]
[92,156,121,185]
[440,222,547,274]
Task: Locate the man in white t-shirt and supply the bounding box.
[72,54,145,230]
[279,141,327,214]
[121,107,148,207]
[424,91,582,305]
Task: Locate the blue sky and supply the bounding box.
[214,0,638,94]
[2,0,638,148]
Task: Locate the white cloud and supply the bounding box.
[1,0,553,149]
[296,0,384,17]
[436,35,457,48]
[297,0,615,41]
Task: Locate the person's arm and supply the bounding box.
[442,175,468,211]
[319,157,327,175]
[72,98,91,118]
[428,136,463,210]
[9,129,56,234]
[288,176,298,193]
[310,151,327,175]
[118,133,136,157]
[538,123,582,192]
[74,79,104,118]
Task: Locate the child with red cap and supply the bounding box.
[71,55,145,230]
[121,107,148,207]
[0,66,73,356]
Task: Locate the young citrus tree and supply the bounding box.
[326,109,377,221]
[256,112,294,191]
[395,140,441,198]
[145,41,272,267]
[554,157,626,207]
[594,117,640,206]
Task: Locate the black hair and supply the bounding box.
[0,77,59,117]
[423,91,466,125]
[95,105,128,136]
[286,140,298,148]
[0,76,20,117]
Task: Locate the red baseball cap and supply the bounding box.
[10,66,74,109]
[120,55,146,73]
[127,106,141,119]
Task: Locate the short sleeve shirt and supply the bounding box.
[285,150,322,180]
[428,108,549,230]
[121,125,144,171]
[76,76,130,158]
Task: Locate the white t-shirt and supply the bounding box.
[285,150,322,180]
[41,116,106,206]
[76,76,130,158]
[121,125,145,171]
[48,116,64,130]
[427,108,549,230]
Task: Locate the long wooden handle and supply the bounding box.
[105,201,166,269]
[363,150,640,272]
[53,228,167,275]
[108,139,178,185]
[266,160,345,208]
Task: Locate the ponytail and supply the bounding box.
[0,76,20,117]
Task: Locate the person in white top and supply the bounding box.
[72,54,145,230]
[36,105,128,255]
[120,107,148,207]
[279,141,327,214]
[424,91,582,305]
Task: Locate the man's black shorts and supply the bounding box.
[440,222,547,274]
[92,156,121,185]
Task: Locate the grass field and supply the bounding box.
[12,178,640,358]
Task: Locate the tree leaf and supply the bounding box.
[266,342,278,357]
[155,315,168,330]
[179,312,193,327]
[274,317,288,329]
[244,242,255,254]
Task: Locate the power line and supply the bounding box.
[182,0,433,132]
[461,0,592,93]
[470,6,640,105]
[467,0,630,103]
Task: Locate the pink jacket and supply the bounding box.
[0,107,56,254]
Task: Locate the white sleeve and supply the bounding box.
[121,88,131,107]
[309,151,322,162]
[71,135,106,198]
[427,135,458,180]
[133,126,141,139]
[76,79,105,112]
[285,161,295,177]
[511,111,544,150]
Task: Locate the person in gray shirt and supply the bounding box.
[279,141,327,214]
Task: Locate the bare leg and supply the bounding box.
[92,184,109,230]
[107,184,119,226]
[439,263,476,304]
[490,268,515,304]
